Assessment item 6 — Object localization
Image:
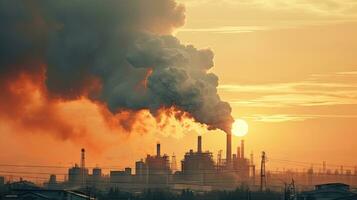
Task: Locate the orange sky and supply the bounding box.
[175,0,357,171]
[1,0,357,182]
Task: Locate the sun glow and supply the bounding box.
[232,119,248,137]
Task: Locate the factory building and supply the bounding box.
[135,143,171,186]
[88,167,104,188]
[232,140,251,181]
[59,136,255,191]
[110,168,132,187]
[135,159,147,184]
[181,136,216,184]
[68,164,89,186]
[68,149,89,187]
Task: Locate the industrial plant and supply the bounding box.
[2,135,357,200]
[33,134,357,194]
[57,135,255,192]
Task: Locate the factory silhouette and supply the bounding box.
[56,135,256,191]
[2,135,357,200]
[42,134,357,193]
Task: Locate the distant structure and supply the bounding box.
[260,151,266,191]
[226,133,232,168]
[68,149,89,187]
[181,136,216,184]
[81,148,86,187]
[298,183,357,200]
[47,175,57,188]
[91,167,102,188]
[133,143,170,186]
[323,161,326,174]
[41,135,257,191]
[171,153,177,172]
[217,150,223,169]
[233,140,250,181]
[110,168,132,187]
[250,152,256,185]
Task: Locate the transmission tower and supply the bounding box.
[260,151,266,191]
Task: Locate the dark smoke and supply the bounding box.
[0,0,233,133]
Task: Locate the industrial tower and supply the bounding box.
[260,151,266,191]
[81,148,86,187]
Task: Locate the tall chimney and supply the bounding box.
[80,148,85,169]
[237,146,241,159]
[226,133,232,165]
[197,136,202,153]
[241,140,245,159]
[80,148,86,187]
[156,143,161,157]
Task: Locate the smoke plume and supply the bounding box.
[0,0,233,135]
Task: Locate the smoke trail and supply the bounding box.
[0,0,233,134]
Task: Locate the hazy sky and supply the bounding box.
[1,1,357,181]
[175,0,357,170]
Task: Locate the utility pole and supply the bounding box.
[260,151,266,191]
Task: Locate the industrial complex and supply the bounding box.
[56,135,255,192]
[1,135,357,200]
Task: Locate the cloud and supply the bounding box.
[246,114,357,123]
[219,71,357,108]
[177,0,357,29]
[176,26,269,34]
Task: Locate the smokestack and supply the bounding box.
[197,135,202,153]
[241,140,245,159]
[226,133,232,165]
[156,143,161,157]
[237,146,241,159]
[80,148,85,169]
[80,148,86,187]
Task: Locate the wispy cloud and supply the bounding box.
[178,0,357,29]
[219,71,357,108]
[336,71,357,75]
[176,26,269,34]
[246,114,357,123]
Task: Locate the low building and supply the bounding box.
[68,164,88,187]
[298,183,357,200]
[110,168,132,186]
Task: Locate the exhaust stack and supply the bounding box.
[198,136,202,153]
[226,133,232,166]
[237,146,241,159]
[241,140,245,159]
[156,143,161,157]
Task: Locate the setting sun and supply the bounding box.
[232,119,248,137]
